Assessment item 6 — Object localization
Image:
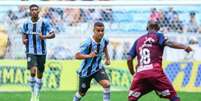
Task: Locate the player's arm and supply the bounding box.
[127,56,135,75]
[75,40,96,60]
[158,33,192,53]
[164,40,192,53]
[21,23,28,45]
[40,31,55,39]
[75,52,96,60]
[22,34,28,45]
[127,42,137,75]
[104,45,111,65]
[40,20,55,40]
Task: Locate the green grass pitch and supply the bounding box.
[0,91,200,101]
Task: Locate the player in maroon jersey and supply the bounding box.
[127,21,192,101]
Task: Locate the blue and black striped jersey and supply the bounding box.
[78,37,109,77]
[21,18,53,55]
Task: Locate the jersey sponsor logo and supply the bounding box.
[81,83,87,88]
[137,64,153,72]
[128,90,141,98]
[139,37,155,50]
[31,32,39,35]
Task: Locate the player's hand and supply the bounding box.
[105,59,111,65]
[23,39,28,45]
[89,52,97,58]
[185,46,192,53]
[39,34,46,40]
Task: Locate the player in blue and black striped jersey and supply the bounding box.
[73,22,111,101]
[21,4,55,101]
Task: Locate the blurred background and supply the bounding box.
[0,0,200,101]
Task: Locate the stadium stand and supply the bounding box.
[0,3,201,60]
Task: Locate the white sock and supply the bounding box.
[35,78,43,96]
[103,87,110,101]
[73,92,82,101]
[29,77,36,92]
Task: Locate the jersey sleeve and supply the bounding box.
[127,41,137,59]
[20,21,27,35]
[157,32,168,47]
[79,39,91,54]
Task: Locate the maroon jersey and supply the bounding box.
[128,32,178,101]
[128,31,166,73]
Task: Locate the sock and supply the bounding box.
[29,77,36,92]
[73,92,82,101]
[170,96,180,101]
[103,87,110,101]
[35,78,43,96]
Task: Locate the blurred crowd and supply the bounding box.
[5,5,113,33]
[1,5,201,60]
[5,5,201,34]
[149,7,201,34]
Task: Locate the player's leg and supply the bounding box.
[73,76,93,101]
[94,68,110,101]
[27,54,37,101]
[153,73,180,101]
[35,55,46,101]
[128,75,152,101]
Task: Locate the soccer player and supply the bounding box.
[21,4,55,101]
[127,22,192,101]
[73,22,111,101]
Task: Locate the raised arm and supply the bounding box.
[164,40,192,53]
[157,32,192,53]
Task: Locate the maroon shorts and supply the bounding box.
[128,71,177,101]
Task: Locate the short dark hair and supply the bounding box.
[94,22,104,28]
[147,21,160,31]
[29,4,39,10]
